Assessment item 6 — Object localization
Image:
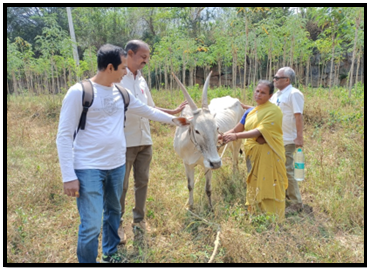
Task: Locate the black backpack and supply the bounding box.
[73,79,130,140]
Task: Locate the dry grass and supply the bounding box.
[7,85,364,263]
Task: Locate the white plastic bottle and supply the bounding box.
[294,148,305,181]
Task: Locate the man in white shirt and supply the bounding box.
[270,67,304,213]
[56,44,186,263]
[118,40,187,243]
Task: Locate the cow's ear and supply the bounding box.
[172,117,191,127]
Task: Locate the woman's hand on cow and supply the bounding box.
[222,133,237,143]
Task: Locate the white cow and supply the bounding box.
[172,72,244,209]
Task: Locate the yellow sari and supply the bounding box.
[244,101,288,220]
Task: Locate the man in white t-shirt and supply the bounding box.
[117,40,187,243]
[270,67,304,213]
[56,44,187,263]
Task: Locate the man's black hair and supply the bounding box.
[258,80,275,95]
[125,40,149,54]
[97,44,127,71]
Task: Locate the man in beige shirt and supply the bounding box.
[118,40,187,243]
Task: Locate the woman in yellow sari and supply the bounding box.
[220,80,288,220]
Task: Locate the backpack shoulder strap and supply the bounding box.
[115,84,130,108]
[115,84,130,127]
[74,79,94,140]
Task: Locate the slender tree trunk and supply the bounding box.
[35,74,39,95]
[329,33,335,92]
[310,59,313,87]
[39,74,42,95]
[290,35,294,69]
[68,66,72,88]
[182,52,186,86]
[335,61,341,86]
[269,51,272,81]
[238,65,242,89]
[63,66,67,90]
[355,48,361,85]
[30,71,34,94]
[159,63,162,90]
[321,62,325,87]
[50,58,55,94]
[193,59,197,86]
[348,12,361,97]
[44,71,48,93]
[267,36,273,80]
[154,64,158,90]
[297,52,303,85]
[266,56,269,81]
[54,62,60,94]
[7,79,10,95]
[248,57,252,87]
[12,72,18,95]
[189,66,193,87]
[306,57,310,87]
[244,20,249,91]
[225,64,227,87]
[317,63,320,87]
[243,54,247,90]
[253,40,258,87]
[164,63,168,90]
[283,36,287,67]
[362,53,364,84]
[232,49,237,90]
[18,70,22,94]
[218,59,221,87]
[148,61,151,89]
[170,56,173,91]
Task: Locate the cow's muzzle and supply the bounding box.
[209,160,222,169]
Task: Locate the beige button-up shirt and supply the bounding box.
[119,68,155,147]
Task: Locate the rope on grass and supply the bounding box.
[208,230,221,263]
[185,208,221,263]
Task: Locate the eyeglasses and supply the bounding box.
[273,76,288,81]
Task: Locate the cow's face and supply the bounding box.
[172,71,221,169]
[190,109,222,169]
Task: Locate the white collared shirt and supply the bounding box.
[270,84,304,146]
[119,68,155,147]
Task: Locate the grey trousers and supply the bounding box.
[284,144,303,205]
[120,145,152,223]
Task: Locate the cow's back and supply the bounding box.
[209,96,244,133]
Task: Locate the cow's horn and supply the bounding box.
[202,71,212,109]
[172,72,198,111]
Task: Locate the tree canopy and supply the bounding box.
[6,7,364,96]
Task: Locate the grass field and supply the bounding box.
[7,84,364,263]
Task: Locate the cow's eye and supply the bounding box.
[195,130,200,134]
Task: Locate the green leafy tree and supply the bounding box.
[7,38,23,95]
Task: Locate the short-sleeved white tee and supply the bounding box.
[270,84,304,145]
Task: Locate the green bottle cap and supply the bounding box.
[297,148,302,152]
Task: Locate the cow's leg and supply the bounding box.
[184,163,195,210]
[204,168,213,210]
